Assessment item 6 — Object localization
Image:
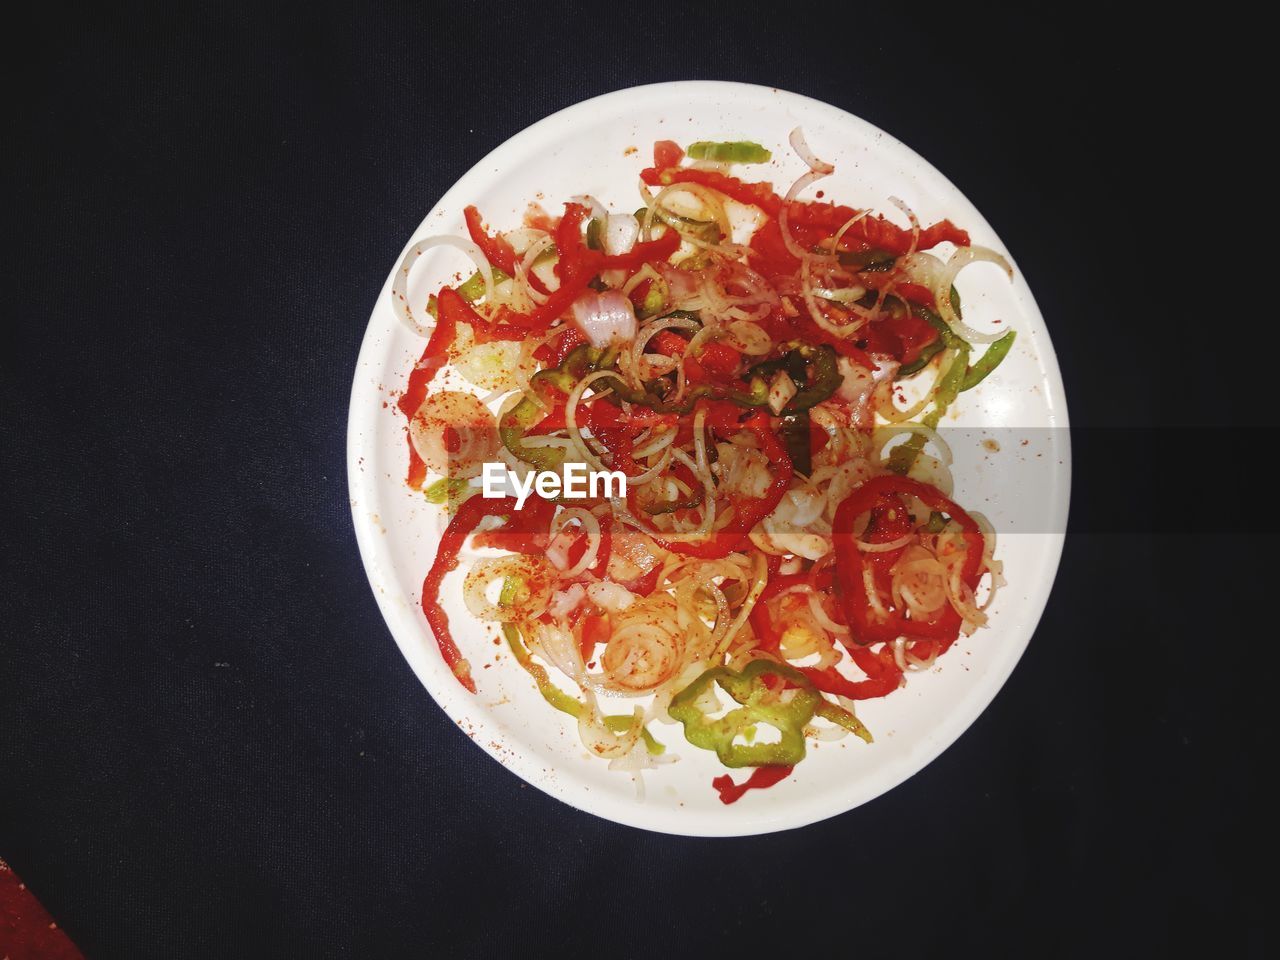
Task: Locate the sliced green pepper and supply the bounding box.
[422,476,477,513]
[748,344,841,414]
[502,623,664,754]
[499,344,601,472]
[838,248,896,271]
[457,266,510,303]
[815,700,874,744]
[639,283,667,318]
[632,206,721,244]
[669,660,821,768]
[686,140,772,163]
[643,492,705,516]
[780,411,812,476]
[886,342,969,476]
[961,330,1016,391]
[596,371,769,414]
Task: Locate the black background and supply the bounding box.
[2,4,1263,958]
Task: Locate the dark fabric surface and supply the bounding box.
[2,5,1262,958]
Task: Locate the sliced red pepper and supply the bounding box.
[501,203,604,331]
[421,495,553,692]
[801,661,901,700]
[831,475,984,651]
[397,287,466,488]
[464,205,519,275]
[760,302,876,368]
[599,229,680,270]
[652,139,684,169]
[397,288,460,421]
[562,514,612,578]
[640,166,783,216]
[858,307,941,366]
[618,563,663,595]
[465,204,551,296]
[787,201,971,256]
[534,325,588,365]
[712,764,795,804]
[647,331,741,386]
[579,612,611,660]
[470,495,556,554]
[644,411,793,560]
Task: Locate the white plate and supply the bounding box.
[347,81,1070,836]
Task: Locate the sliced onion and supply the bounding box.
[604,594,683,691]
[789,126,835,176]
[587,580,637,613]
[409,391,498,479]
[392,236,493,337]
[605,213,640,256]
[463,555,554,622]
[578,692,643,759]
[936,246,1015,343]
[874,423,953,466]
[887,197,921,259]
[571,290,637,348]
[855,528,917,553]
[551,508,602,579]
[723,320,773,356]
[548,583,586,618]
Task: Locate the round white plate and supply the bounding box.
[347,81,1070,836]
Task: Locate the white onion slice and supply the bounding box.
[605,213,640,256]
[936,246,1015,343]
[392,236,493,337]
[409,391,498,479]
[571,290,638,348]
[463,555,554,622]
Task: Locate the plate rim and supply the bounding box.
[347,79,1072,836]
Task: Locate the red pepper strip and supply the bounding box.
[648,331,742,387]
[599,229,680,270]
[501,203,602,331]
[712,764,795,804]
[533,326,588,365]
[888,281,935,307]
[693,342,741,380]
[423,495,549,692]
[427,283,530,345]
[618,563,662,595]
[463,205,518,274]
[801,661,901,700]
[464,205,550,295]
[760,304,875,367]
[653,139,684,168]
[809,419,830,459]
[580,612,611,660]
[524,401,567,435]
[396,287,466,488]
[470,495,556,554]
[641,166,783,216]
[787,201,971,256]
[641,166,970,255]
[649,330,688,358]
[397,288,459,421]
[832,475,984,650]
[564,516,612,577]
[647,411,793,560]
